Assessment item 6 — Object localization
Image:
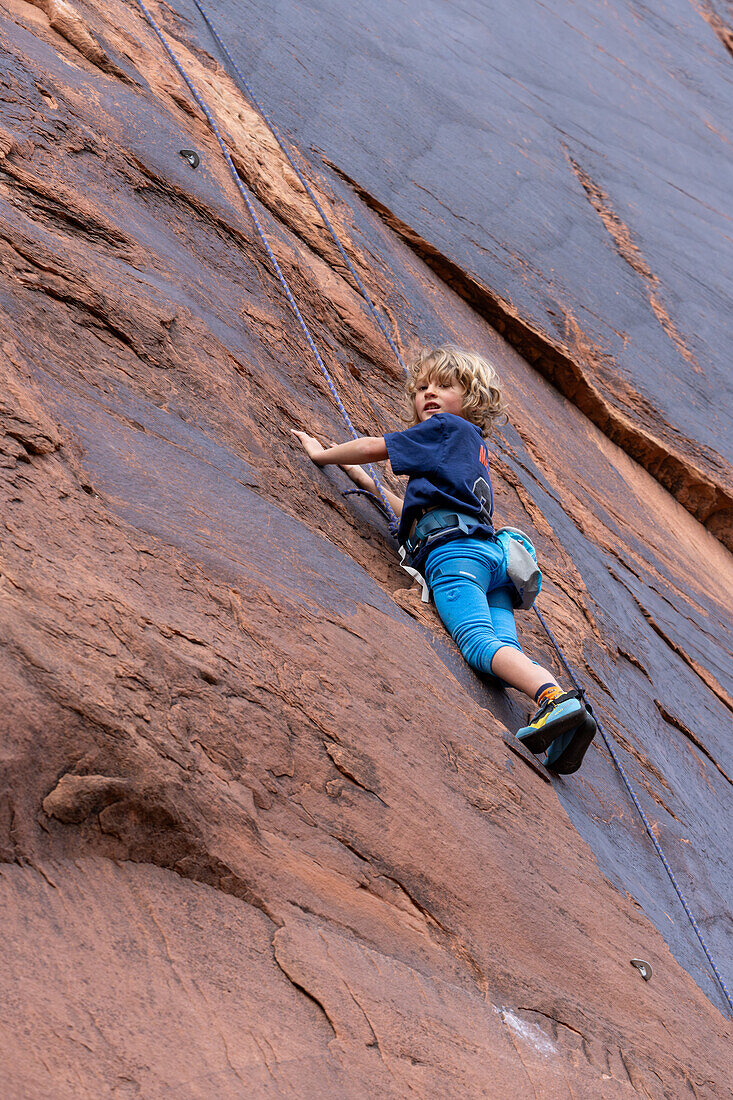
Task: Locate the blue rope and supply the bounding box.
[135,0,729,1016]
[132,0,399,534]
[191,0,408,377]
[534,607,733,1015]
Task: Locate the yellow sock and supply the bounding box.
[537,685,563,707]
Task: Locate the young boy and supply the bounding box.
[293,346,595,773]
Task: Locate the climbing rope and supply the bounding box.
[136,0,730,1015]
[534,608,733,1014]
[191,0,408,377]
[132,0,399,532]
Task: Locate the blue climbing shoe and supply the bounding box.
[545,706,597,775]
[516,690,586,755]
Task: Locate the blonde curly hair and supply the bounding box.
[405,346,507,435]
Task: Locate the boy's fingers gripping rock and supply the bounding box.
[291,429,326,461]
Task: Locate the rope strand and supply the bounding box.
[533,608,733,1014]
[192,0,408,376]
[133,0,399,533]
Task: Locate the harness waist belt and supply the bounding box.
[406,508,491,557]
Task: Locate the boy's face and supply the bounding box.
[414,371,466,422]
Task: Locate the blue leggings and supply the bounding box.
[424,537,522,677]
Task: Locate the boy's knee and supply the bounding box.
[487,639,522,669]
[462,636,520,678]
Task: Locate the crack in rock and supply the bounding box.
[323,156,733,550]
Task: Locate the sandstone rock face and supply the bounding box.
[222,0,733,547]
[0,0,731,1096]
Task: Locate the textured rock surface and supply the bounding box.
[213,0,733,546]
[0,0,731,1096]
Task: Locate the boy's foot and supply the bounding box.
[545,707,597,774]
[516,690,585,755]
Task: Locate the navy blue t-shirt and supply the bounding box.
[384,413,495,571]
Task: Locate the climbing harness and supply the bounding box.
[136,0,732,1016]
[132,0,399,534]
[399,512,541,611]
[405,508,486,561]
[398,508,494,604]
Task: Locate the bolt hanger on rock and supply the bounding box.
[631,959,653,981]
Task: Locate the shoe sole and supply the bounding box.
[502,731,552,784]
[516,699,585,755]
[546,710,597,774]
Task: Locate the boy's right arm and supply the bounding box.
[292,431,388,466]
[291,431,403,517]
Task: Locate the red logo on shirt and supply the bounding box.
[479,445,490,472]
